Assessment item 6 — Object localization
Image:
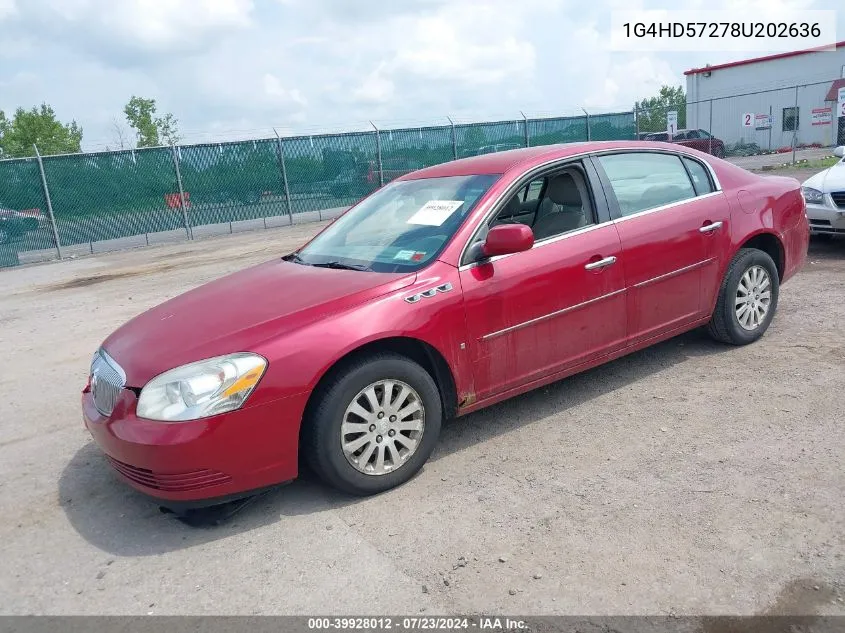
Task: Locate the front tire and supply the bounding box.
[707,248,779,345]
[304,352,442,495]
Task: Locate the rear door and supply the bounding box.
[592,151,727,346]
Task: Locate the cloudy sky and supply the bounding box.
[0,0,842,150]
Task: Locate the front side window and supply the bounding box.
[598,152,696,216]
[293,174,499,272]
[489,165,595,241]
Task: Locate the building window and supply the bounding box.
[782,107,799,132]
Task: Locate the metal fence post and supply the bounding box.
[447,117,458,159]
[768,105,773,151]
[371,121,384,187]
[791,86,799,164]
[171,145,191,239]
[273,129,294,225]
[521,111,530,147]
[634,104,639,139]
[708,99,714,155]
[33,145,63,260]
[583,109,591,141]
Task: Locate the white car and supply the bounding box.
[802,146,845,236]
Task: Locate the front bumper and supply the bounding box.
[806,201,845,235]
[82,387,308,508]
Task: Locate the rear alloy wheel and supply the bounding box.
[707,248,780,345]
[304,352,442,495]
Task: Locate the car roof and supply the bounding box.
[399,140,699,179]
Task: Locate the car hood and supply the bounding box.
[102,259,415,386]
[803,161,845,192]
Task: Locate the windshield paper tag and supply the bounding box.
[395,250,426,261]
[407,200,463,226]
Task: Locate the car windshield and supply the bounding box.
[291,174,500,273]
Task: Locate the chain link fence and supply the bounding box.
[0,111,635,269]
[2,80,842,270]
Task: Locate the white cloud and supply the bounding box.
[352,63,395,105]
[263,74,307,107]
[1,0,843,149]
[8,0,253,59]
[0,0,16,20]
[391,3,536,85]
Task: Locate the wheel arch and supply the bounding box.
[299,336,459,449]
[737,231,785,281]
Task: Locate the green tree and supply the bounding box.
[0,104,83,158]
[123,96,181,147]
[635,85,686,134]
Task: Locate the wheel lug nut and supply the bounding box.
[389,415,396,422]
[376,435,383,443]
[388,429,396,437]
[369,424,376,432]
[377,412,385,419]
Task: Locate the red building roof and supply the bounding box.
[685,41,845,76]
[824,78,845,101]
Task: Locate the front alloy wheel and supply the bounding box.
[304,352,442,495]
[341,380,425,475]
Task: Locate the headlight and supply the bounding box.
[136,353,267,422]
[801,187,824,204]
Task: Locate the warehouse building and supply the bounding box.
[685,41,845,151]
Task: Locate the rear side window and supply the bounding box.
[682,157,715,195]
[597,153,696,217]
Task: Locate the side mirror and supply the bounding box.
[834,146,845,158]
[479,224,534,259]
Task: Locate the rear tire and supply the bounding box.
[707,248,779,345]
[303,352,442,495]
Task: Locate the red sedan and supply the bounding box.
[82,141,809,511]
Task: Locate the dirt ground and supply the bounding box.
[1,204,844,616]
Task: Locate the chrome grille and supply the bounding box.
[832,192,845,209]
[90,350,126,417]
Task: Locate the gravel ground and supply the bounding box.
[1,216,844,616]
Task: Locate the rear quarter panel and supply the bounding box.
[721,171,808,285]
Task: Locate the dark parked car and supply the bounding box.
[643,129,726,158]
[0,207,39,244]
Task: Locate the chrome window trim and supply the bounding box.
[458,147,723,270]
[610,190,723,225]
[480,288,627,340]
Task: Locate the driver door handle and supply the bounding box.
[584,256,617,271]
[699,221,723,234]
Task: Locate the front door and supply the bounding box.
[459,162,627,401]
[593,151,725,345]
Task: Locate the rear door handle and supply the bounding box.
[584,256,617,271]
[699,221,723,234]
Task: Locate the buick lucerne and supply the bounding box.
[82,141,809,510]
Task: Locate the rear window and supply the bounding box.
[598,152,696,216]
